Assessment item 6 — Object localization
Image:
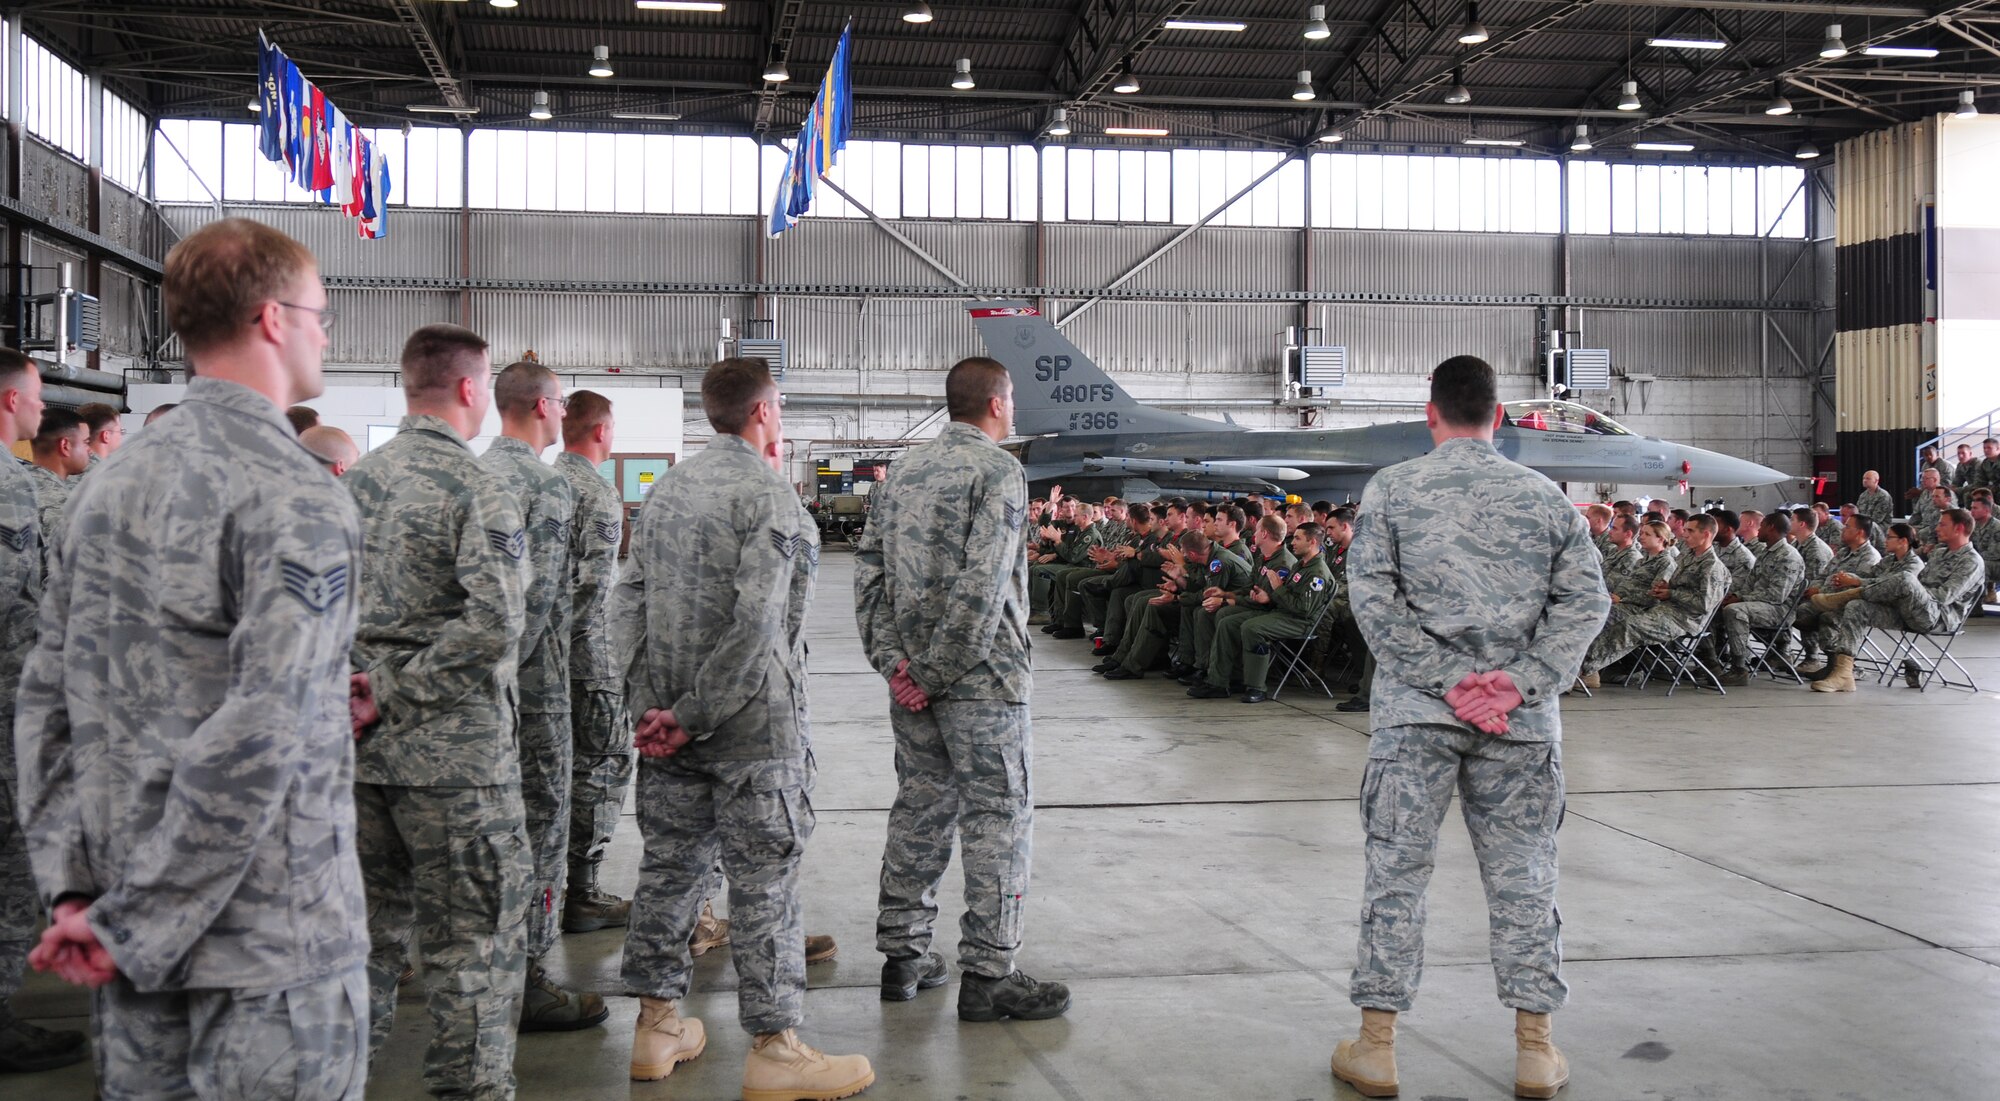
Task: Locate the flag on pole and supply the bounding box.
[767,22,853,237]
[251,32,390,238]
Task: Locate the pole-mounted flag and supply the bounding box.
[768,22,853,237]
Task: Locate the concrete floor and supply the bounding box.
[16,546,2000,1099]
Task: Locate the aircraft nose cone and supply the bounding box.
[1677,445,1794,488]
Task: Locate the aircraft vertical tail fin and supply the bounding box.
[966,301,1238,436]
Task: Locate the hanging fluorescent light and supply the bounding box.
[1633,141,1695,152]
[589,45,614,77]
[609,111,684,121]
[901,1,934,24]
[1303,5,1331,41]
[1316,128,1345,143]
[489,0,518,8]
[1046,107,1071,137]
[1112,64,1140,94]
[1862,44,1939,58]
[1444,68,1471,105]
[529,90,552,120]
[248,98,261,113]
[1646,36,1728,51]
[763,58,790,82]
[408,104,480,114]
[1456,2,1489,46]
[1956,90,1979,118]
[1292,70,1316,101]
[1569,124,1592,152]
[1464,137,1524,147]
[636,1,729,10]
[1820,24,1848,59]
[1104,125,1169,137]
[1164,19,1246,32]
[950,58,975,90]
[1795,140,1821,160]
[1764,85,1794,116]
[1617,80,1642,111]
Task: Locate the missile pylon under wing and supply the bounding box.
[966,301,1797,502]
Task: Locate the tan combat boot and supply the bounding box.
[742,1029,875,1101]
[1809,653,1857,693]
[1513,1011,1569,1098]
[1810,588,1866,613]
[1330,1008,1399,1097]
[690,901,731,956]
[630,998,706,1081]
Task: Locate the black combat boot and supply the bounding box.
[880,952,949,1001]
[0,1016,87,1073]
[958,970,1071,1022]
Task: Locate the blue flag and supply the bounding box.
[257,33,285,162]
[768,22,853,237]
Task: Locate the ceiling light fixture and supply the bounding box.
[1046,107,1071,136]
[1862,44,1939,58]
[763,58,790,82]
[1456,2,1489,46]
[1820,24,1847,59]
[529,90,552,120]
[609,111,684,121]
[636,1,729,10]
[1646,35,1728,51]
[1764,84,1794,116]
[1617,80,1642,111]
[1292,70,1316,101]
[1104,125,1169,137]
[1795,139,1821,160]
[408,103,480,114]
[1569,123,1592,152]
[1464,136,1525,146]
[248,99,261,112]
[1316,128,1345,143]
[589,45,614,77]
[1163,19,1246,32]
[1112,63,1140,94]
[901,1,934,24]
[1444,68,1472,105]
[489,0,518,8]
[1303,5,1331,41]
[1956,89,1979,118]
[1633,141,1695,152]
[951,58,975,90]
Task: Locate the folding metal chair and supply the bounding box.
[1743,580,1809,685]
[1624,605,1728,696]
[1874,624,1979,692]
[1268,596,1341,701]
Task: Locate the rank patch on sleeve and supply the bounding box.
[592,519,622,544]
[770,530,809,559]
[539,515,566,539]
[488,528,528,559]
[1002,501,1025,530]
[0,522,33,553]
[280,560,350,614]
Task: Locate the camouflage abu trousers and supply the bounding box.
[519,710,573,958]
[88,967,368,1101]
[356,782,529,1101]
[0,764,32,1014]
[878,699,1033,980]
[1583,606,1704,674]
[622,754,814,1035]
[1715,600,1791,666]
[1351,725,1567,1014]
[1818,571,1951,656]
[566,685,634,883]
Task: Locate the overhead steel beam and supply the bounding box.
[1939,14,2000,58]
[1331,0,1602,134]
[752,0,808,134]
[1065,0,1203,107]
[1514,0,1928,13]
[1785,74,1906,121]
[386,1,472,115]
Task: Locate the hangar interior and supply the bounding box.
[7,2,2000,1100]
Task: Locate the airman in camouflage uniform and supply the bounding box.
[1973,440,2000,495]
[1807,509,1986,692]
[614,358,872,1096]
[15,221,367,1097]
[480,362,606,1031]
[1911,475,1953,552]
[1712,511,1757,577]
[0,353,87,1075]
[856,357,1069,1022]
[1714,515,1805,682]
[1204,523,1336,703]
[1854,472,1896,529]
[1794,514,1882,672]
[346,325,532,1101]
[1581,517,1728,684]
[23,406,87,583]
[1789,510,1835,590]
[1968,493,2000,601]
[1334,356,1606,1101]
[551,392,635,932]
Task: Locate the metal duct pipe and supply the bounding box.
[42,383,124,409]
[39,364,126,394]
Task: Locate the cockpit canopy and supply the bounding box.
[1502,400,1633,437]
